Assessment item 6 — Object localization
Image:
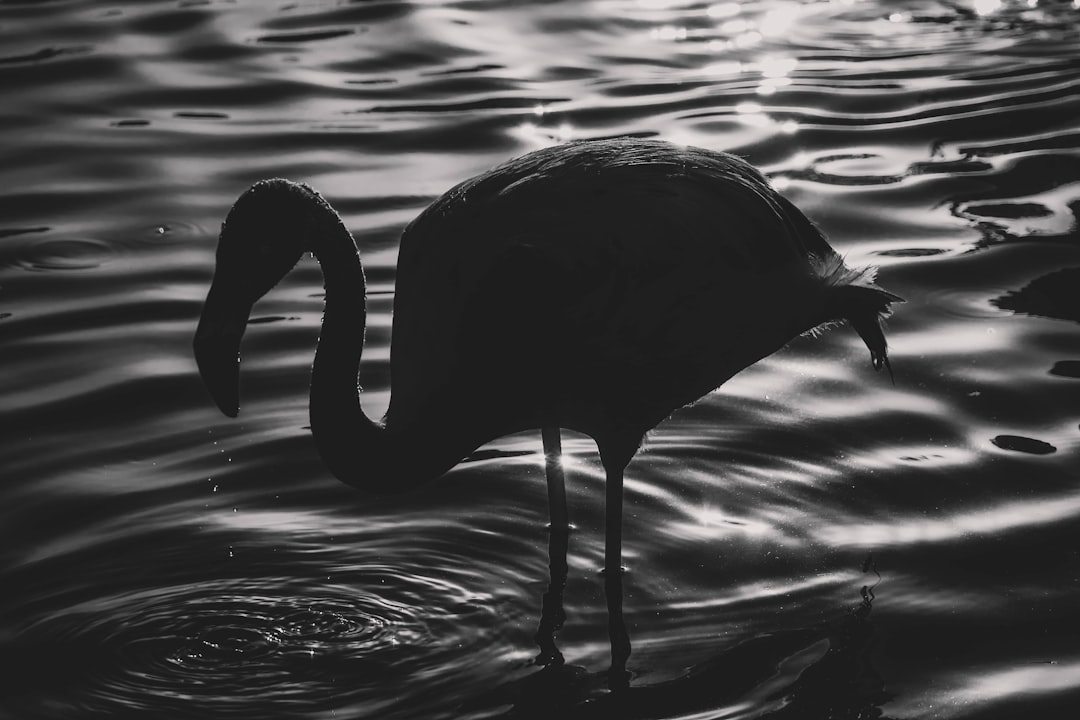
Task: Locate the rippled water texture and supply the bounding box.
[2,0,1080,718]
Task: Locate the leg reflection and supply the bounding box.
[604,566,631,689]
[534,520,569,666]
[603,462,631,689]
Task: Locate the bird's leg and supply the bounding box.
[543,426,568,531]
[604,462,631,689]
[534,426,569,666]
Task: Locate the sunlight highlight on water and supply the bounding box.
[2,0,1080,718]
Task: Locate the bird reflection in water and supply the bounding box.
[194,137,900,687]
[474,554,890,718]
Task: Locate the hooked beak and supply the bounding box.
[873,347,894,385]
[851,315,895,386]
[193,282,252,418]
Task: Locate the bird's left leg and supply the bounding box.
[534,426,569,666]
[603,459,631,689]
[543,426,568,531]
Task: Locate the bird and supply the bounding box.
[193,136,900,679]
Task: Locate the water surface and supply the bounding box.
[2,0,1080,718]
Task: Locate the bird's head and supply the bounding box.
[193,180,310,417]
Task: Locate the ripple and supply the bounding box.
[125,8,211,35]
[0,226,48,240]
[922,286,1012,320]
[964,202,1054,220]
[4,0,1080,718]
[786,152,906,186]
[247,315,299,325]
[816,489,1080,549]
[994,268,1080,323]
[111,118,150,127]
[991,435,1056,455]
[256,29,356,44]
[7,580,437,714]
[174,110,229,120]
[163,591,425,670]
[139,219,207,243]
[0,46,87,65]
[909,158,993,176]
[876,247,950,258]
[9,237,114,272]
[1049,360,1080,379]
[946,659,1080,714]
[955,195,1079,241]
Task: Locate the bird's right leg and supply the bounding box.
[534,426,569,666]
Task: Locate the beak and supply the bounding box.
[849,313,895,386]
[873,348,895,386]
[193,282,252,418]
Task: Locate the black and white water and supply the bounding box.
[2,1,1079,718]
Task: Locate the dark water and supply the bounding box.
[2,0,1080,717]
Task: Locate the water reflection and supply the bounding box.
[3,0,1080,717]
[472,562,888,719]
[949,660,1080,712]
[817,489,1080,548]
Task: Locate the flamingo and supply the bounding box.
[193,137,900,682]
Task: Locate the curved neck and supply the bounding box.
[307,209,381,485]
[306,202,473,494]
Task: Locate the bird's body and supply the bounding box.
[368,139,891,479]
[194,137,899,679]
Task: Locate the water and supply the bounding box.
[2,0,1079,717]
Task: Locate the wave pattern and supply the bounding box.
[2,0,1079,718]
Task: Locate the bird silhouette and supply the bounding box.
[193,137,900,682]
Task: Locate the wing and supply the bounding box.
[383,139,826,429]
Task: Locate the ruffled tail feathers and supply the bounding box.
[815,255,904,382]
